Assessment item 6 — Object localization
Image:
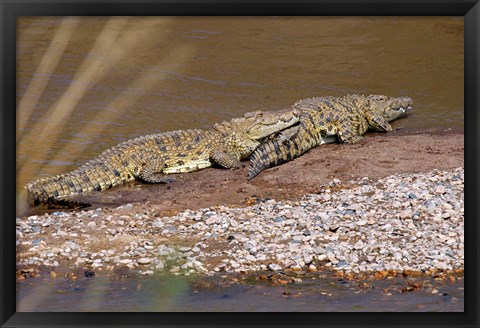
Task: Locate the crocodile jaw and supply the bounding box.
[381,104,413,125]
[397,104,413,115]
[247,115,300,139]
[368,95,413,122]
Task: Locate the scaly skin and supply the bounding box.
[26,109,300,208]
[248,94,413,180]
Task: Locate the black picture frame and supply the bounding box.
[1,1,478,327]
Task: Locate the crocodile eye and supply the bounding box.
[373,95,388,101]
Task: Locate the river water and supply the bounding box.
[17,272,463,312]
[16,17,464,312]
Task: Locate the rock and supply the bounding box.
[268,263,282,271]
[155,260,165,271]
[84,270,95,278]
[137,258,153,265]
[432,260,449,270]
[353,241,364,250]
[273,216,285,222]
[399,209,412,219]
[303,255,314,265]
[337,261,348,268]
[314,246,326,255]
[403,269,422,277]
[193,261,208,273]
[205,216,218,225]
[292,264,303,271]
[317,254,327,261]
[328,224,340,232]
[308,264,318,272]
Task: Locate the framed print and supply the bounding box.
[2,0,478,327]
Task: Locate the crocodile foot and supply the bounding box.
[139,175,176,184]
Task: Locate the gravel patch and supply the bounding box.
[16,167,464,277]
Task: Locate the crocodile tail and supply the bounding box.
[27,187,91,209]
[45,198,91,209]
[248,138,302,180]
[31,193,91,209]
[248,112,325,180]
[25,172,97,209]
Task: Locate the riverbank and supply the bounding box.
[16,131,464,280]
[16,167,464,279]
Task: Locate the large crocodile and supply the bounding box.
[26,109,300,208]
[248,94,413,180]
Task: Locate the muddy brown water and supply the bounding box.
[16,17,464,312]
[17,272,464,312]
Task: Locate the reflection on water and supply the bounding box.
[16,16,463,213]
[17,273,464,312]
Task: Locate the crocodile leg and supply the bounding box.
[364,111,393,132]
[211,150,242,169]
[137,155,175,183]
[335,116,365,144]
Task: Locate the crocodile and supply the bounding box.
[26,109,300,208]
[248,94,413,180]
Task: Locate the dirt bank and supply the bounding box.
[24,130,463,218]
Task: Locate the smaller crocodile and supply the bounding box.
[26,109,300,208]
[248,94,413,180]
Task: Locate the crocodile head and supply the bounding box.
[367,95,413,122]
[242,109,301,139]
[214,109,300,140]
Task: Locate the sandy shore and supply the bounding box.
[16,131,464,279]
